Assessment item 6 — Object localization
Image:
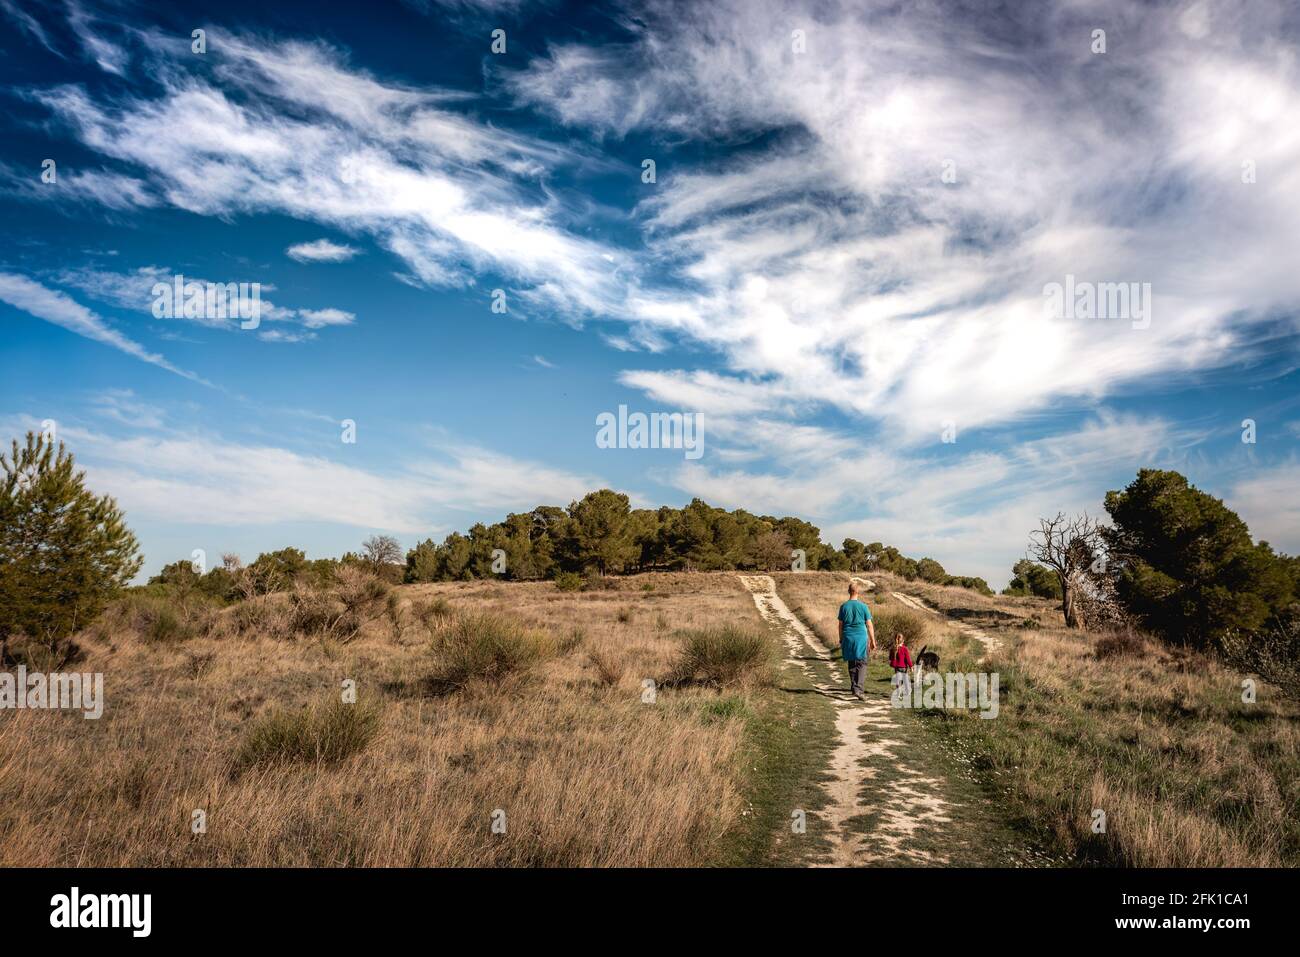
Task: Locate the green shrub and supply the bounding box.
[245,547,308,595]
[670,626,773,688]
[1002,559,1062,599]
[93,590,216,644]
[232,701,380,775]
[145,601,188,643]
[427,613,558,690]
[553,571,582,591]
[945,575,994,596]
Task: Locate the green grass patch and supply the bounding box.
[232,700,380,775]
[713,630,839,866]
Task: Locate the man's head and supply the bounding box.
[848,582,859,598]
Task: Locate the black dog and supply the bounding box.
[915,645,940,679]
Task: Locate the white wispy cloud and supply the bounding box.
[258,328,317,344]
[298,307,356,329]
[0,413,611,534]
[66,1,128,75]
[286,238,361,262]
[0,272,202,381]
[54,264,354,338]
[513,0,1300,442]
[34,30,633,320]
[90,388,167,429]
[0,0,61,55]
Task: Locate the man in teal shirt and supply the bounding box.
[837,582,875,699]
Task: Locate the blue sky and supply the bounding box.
[1,0,1298,587]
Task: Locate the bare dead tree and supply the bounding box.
[1028,512,1105,629]
[219,553,262,602]
[361,534,402,570]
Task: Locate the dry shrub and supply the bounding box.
[870,607,931,649]
[1094,627,1149,660]
[215,567,391,643]
[93,590,216,645]
[669,626,773,688]
[1,634,83,670]
[289,584,353,638]
[558,626,585,654]
[232,701,380,776]
[333,564,391,611]
[427,613,558,691]
[182,650,216,679]
[229,594,295,640]
[1220,616,1300,700]
[589,648,625,686]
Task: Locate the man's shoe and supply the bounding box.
[853,692,865,700]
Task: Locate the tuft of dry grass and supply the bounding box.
[426,613,557,692]
[588,648,626,687]
[669,625,774,689]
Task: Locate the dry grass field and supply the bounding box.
[3,567,1296,868]
[840,571,1300,867]
[0,572,774,867]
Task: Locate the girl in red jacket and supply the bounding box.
[890,633,913,703]
[890,633,914,671]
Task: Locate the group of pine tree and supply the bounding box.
[400,489,994,593]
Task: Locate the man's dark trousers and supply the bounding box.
[846,658,866,695]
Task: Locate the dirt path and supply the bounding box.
[891,590,1002,655]
[739,575,955,866]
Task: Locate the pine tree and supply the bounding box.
[0,432,142,660]
[568,489,636,575]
